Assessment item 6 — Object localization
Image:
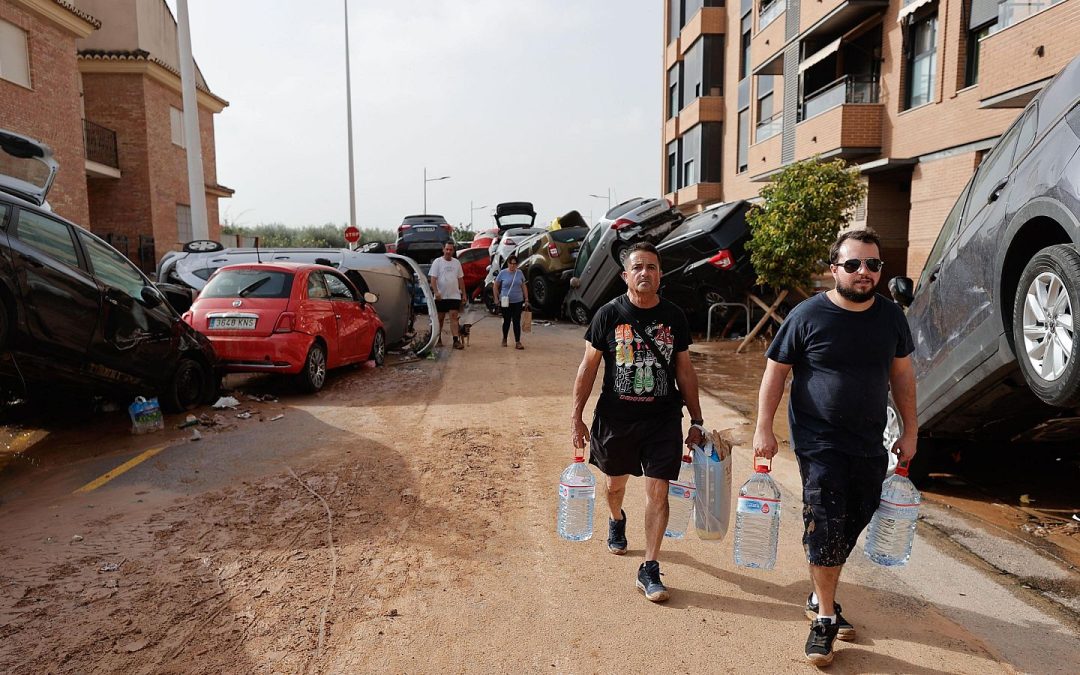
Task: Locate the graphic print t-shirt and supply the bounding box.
[584,295,692,420]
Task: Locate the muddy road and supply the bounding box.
[0,314,1078,674]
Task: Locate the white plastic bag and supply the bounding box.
[692,430,733,541]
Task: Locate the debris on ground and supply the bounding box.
[1019,494,1035,504]
[99,562,122,573]
[71,534,83,542]
[269,414,285,422]
[190,429,202,442]
[236,411,252,419]
[178,415,199,429]
[211,396,240,409]
[242,393,278,403]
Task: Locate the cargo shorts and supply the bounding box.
[795,446,887,567]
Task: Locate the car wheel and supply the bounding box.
[369,329,386,366]
[1012,244,1080,407]
[161,357,208,412]
[883,398,903,475]
[298,342,328,392]
[613,243,630,266]
[530,274,551,310]
[570,301,590,326]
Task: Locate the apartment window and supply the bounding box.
[995,0,1064,31]
[667,64,682,119]
[170,106,186,148]
[737,109,749,173]
[965,0,998,86]
[0,19,31,88]
[759,0,784,30]
[905,13,937,109]
[685,40,704,101]
[756,76,782,142]
[177,204,192,244]
[669,0,685,42]
[739,14,752,80]
[667,140,680,193]
[684,35,725,104]
[682,124,700,187]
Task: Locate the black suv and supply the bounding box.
[395,214,454,264]
[0,128,217,410]
[890,54,1080,447]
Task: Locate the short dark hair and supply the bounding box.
[830,227,882,264]
[506,255,518,264]
[623,242,660,269]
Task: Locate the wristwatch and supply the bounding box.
[690,418,704,426]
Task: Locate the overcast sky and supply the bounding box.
[173,0,662,233]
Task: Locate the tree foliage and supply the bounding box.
[221,223,396,248]
[745,158,866,289]
[452,226,474,242]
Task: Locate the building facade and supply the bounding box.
[662,0,1080,278]
[0,0,229,272]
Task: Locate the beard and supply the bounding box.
[836,278,876,303]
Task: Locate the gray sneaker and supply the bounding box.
[635,560,669,602]
[607,509,627,555]
[805,593,856,640]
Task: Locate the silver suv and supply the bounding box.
[562,198,684,324]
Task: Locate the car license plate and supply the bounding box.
[210,317,256,330]
[416,226,435,232]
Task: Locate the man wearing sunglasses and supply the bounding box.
[752,227,918,667]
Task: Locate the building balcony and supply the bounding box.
[751,5,787,75]
[681,6,726,47]
[795,102,883,163]
[748,131,784,181]
[759,0,785,30]
[978,0,1080,108]
[83,119,121,178]
[679,96,725,130]
[675,182,723,209]
[800,0,888,39]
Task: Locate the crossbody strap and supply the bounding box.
[612,297,675,380]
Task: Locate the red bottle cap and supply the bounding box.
[573,454,585,463]
[754,461,771,473]
[894,463,909,477]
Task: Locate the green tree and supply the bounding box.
[745,158,866,290]
[452,226,474,242]
[221,223,396,248]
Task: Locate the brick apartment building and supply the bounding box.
[0,0,229,271]
[662,0,1080,278]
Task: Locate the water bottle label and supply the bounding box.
[737,496,780,515]
[879,499,919,519]
[559,484,595,500]
[668,482,696,500]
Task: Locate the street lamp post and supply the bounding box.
[588,188,613,213]
[469,201,488,229]
[343,0,357,229]
[424,167,450,214]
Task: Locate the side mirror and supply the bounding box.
[888,276,914,308]
[140,285,163,308]
[364,291,378,304]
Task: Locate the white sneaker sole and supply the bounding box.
[635,580,670,602]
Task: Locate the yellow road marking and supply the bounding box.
[73,445,168,494]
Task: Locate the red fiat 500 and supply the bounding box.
[184,263,385,391]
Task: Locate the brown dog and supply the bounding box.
[459,323,471,347]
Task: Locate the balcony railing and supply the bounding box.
[759,0,784,29]
[756,112,783,142]
[801,75,880,120]
[83,119,118,169]
[995,0,1064,31]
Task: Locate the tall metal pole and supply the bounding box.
[176,0,208,240]
[344,0,357,228]
[423,167,427,214]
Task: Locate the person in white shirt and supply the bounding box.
[428,242,466,349]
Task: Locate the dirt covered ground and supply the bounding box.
[0,314,1077,673]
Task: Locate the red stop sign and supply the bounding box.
[344,226,360,244]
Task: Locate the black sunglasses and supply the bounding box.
[835,257,884,273]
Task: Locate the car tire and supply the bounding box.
[530,274,551,311]
[161,357,209,412]
[613,243,629,267]
[570,301,590,326]
[1012,244,1080,407]
[298,342,328,392]
[369,328,386,366]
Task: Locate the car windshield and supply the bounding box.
[496,214,534,229]
[201,269,293,299]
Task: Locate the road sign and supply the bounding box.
[344,226,361,244]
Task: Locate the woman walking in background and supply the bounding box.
[493,255,529,349]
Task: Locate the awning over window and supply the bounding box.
[897,0,934,22]
[969,0,999,28]
[798,37,842,74]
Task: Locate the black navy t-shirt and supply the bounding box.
[585,295,692,421]
[766,292,914,457]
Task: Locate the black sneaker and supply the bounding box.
[805,617,840,666]
[635,560,669,602]
[804,593,856,640]
[607,509,627,555]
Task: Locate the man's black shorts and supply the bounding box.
[435,299,462,313]
[589,414,683,481]
[795,446,887,567]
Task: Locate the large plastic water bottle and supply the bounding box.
[864,462,921,566]
[557,455,596,541]
[664,458,696,539]
[733,460,781,570]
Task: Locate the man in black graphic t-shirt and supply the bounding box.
[571,243,704,604]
